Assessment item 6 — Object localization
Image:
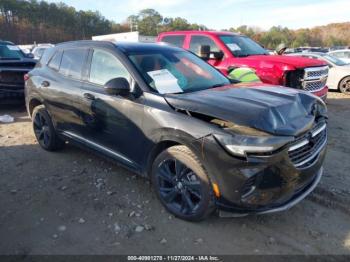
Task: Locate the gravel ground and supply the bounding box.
[0,91,349,255]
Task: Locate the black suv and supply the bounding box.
[25,41,327,221]
[0,41,36,104]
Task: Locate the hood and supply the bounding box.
[0,58,36,69]
[237,55,327,69]
[164,85,327,136]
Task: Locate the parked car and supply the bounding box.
[328,49,350,64]
[32,44,54,60]
[289,52,350,94]
[0,40,36,104]
[25,41,327,221]
[329,46,349,51]
[157,31,329,100]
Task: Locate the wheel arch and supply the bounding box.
[28,97,44,117]
[144,129,205,177]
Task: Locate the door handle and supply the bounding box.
[83,93,95,100]
[41,80,50,87]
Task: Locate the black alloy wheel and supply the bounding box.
[157,158,202,215]
[151,145,214,221]
[33,111,51,148]
[32,105,65,151]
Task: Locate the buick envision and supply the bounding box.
[25,41,327,221]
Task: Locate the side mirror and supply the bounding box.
[212,51,224,60]
[27,53,34,59]
[199,45,210,60]
[104,77,130,96]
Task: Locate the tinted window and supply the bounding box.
[89,49,130,86]
[59,49,88,79]
[331,52,343,58]
[0,44,24,59]
[48,50,63,71]
[161,35,185,48]
[189,35,219,55]
[219,35,268,57]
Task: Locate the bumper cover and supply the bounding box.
[218,167,323,217]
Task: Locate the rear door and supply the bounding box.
[43,48,89,132]
[70,48,145,170]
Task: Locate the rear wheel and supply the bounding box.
[339,76,350,95]
[151,145,215,221]
[32,105,65,151]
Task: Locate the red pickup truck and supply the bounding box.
[157,31,329,100]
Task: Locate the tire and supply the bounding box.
[32,105,65,151]
[339,76,350,95]
[151,145,215,221]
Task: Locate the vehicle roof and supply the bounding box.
[159,30,241,36]
[55,40,184,53]
[291,52,325,56]
[328,49,350,53]
[0,40,15,45]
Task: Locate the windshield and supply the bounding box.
[219,35,268,57]
[320,53,348,66]
[128,50,230,94]
[0,44,24,60]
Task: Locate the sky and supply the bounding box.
[46,0,350,30]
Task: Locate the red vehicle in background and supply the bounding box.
[157,31,329,100]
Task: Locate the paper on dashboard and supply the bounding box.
[147,69,183,94]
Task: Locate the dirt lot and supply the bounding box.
[0,92,350,255]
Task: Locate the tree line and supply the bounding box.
[0,0,349,49]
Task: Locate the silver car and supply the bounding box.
[288,52,350,95]
[328,49,350,64]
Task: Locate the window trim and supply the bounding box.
[47,50,63,72]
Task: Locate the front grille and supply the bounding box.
[0,71,25,84]
[305,67,328,78]
[288,123,327,169]
[302,66,328,92]
[304,79,328,92]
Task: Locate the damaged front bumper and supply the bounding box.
[191,124,327,216]
[218,167,323,217]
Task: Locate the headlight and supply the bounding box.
[214,134,291,157]
[224,144,276,157]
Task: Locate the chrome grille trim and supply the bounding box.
[311,123,327,137]
[302,66,328,92]
[293,135,327,168]
[288,123,327,169]
[288,139,309,152]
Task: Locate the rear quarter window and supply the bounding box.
[59,48,88,80]
[47,50,63,71]
[161,35,185,48]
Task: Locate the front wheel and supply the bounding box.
[339,76,350,95]
[151,145,215,221]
